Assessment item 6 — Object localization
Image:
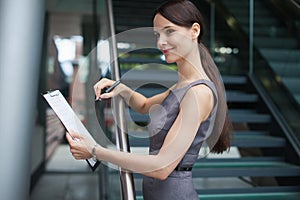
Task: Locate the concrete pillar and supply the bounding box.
[0,0,45,199]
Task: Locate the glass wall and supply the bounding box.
[251,0,300,142]
[31,0,117,199]
[210,0,300,143]
[31,1,300,200]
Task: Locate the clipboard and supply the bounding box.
[42,90,100,171]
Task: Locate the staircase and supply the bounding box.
[105,1,300,199]
[112,46,300,199]
[219,0,300,105]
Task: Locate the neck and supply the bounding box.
[176,46,208,85]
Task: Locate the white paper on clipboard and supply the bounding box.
[43,90,99,170]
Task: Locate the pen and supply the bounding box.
[95,80,121,101]
[105,80,121,93]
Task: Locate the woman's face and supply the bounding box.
[153,14,198,64]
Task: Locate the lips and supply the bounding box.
[162,48,174,54]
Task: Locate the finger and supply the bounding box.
[72,153,83,160]
[66,132,74,143]
[68,130,84,141]
[100,92,113,99]
[72,152,88,160]
[71,132,83,140]
[70,148,82,155]
[94,79,111,99]
[94,83,103,100]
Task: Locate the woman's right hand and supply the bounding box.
[94,78,121,100]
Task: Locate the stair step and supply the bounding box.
[232,135,285,147]
[198,157,285,163]
[254,37,299,49]
[134,87,258,103]
[128,109,271,124]
[197,191,300,200]
[119,57,166,64]
[229,109,271,123]
[136,192,300,200]
[226,91,258,103]
[231,9,274,18]
[134,159,300,179]
[128,130,270,139]
[238,17,280,26]
[132,161,300,179]
[295,94,300,104]
[269,62,300,77]
[190,161,300,177]
[128,133,284,148]
[234,130,269,136]
[121,70,247,89]
[222,76,247,85]
[196,186,300,195]
[282,77,300,94]
[120,48,161,55]
[243,27,288,37]
[260,49,300,62]
[121,69,177,88]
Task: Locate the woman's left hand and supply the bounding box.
[66,131,94,160]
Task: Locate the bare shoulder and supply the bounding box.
[180,84,214,120]
[184,84,213,102]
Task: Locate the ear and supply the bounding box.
[191,23,201,40]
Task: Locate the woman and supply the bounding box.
[66,0,231,199]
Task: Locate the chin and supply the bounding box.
[164,55,178,64]
[165,59,176,64]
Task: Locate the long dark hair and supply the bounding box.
[154,0,232,153]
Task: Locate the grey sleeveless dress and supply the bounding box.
[142,79,218,200]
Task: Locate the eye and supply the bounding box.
[166,29,175,35]
[154,32,160,39]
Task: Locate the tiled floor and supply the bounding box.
[30,145,251,200]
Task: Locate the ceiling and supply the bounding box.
[112,0,164,33]
[46,0,163,33]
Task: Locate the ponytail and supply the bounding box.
[199,43,232,153]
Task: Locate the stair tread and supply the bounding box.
[128,134,285,148]
[260,49,300,62]
[133,164,300,177]
[191,163,300,177]
[128,109,271,123]
[136,186,300,199]
[197,191,300,200]
[137,192,300,200]
[193,161,297,168]
[198,157,285,163]
[197,186,300,195]
[129,130,270,136]
[229,111,271,123]
[119,57,166,64]
[121,70,247,86]
[135,88,258,102]
[232,135,285,147]
[135,185,300,194]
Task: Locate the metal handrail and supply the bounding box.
[249,0,254,74]
[106,0,136,199]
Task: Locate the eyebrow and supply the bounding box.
[162,25,174,30]
[154,25,175,32]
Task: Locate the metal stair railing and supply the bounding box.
[106,0,136,199]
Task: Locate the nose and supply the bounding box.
[157,35,167,49]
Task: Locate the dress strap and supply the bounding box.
[172,79,218,104]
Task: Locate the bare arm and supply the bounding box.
[94,78,171,114]
[69,84,213,180]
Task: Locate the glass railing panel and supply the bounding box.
[208,0,300,147]
[208,0,250,75]
[252,0,300,143]
[43,0,125,199]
